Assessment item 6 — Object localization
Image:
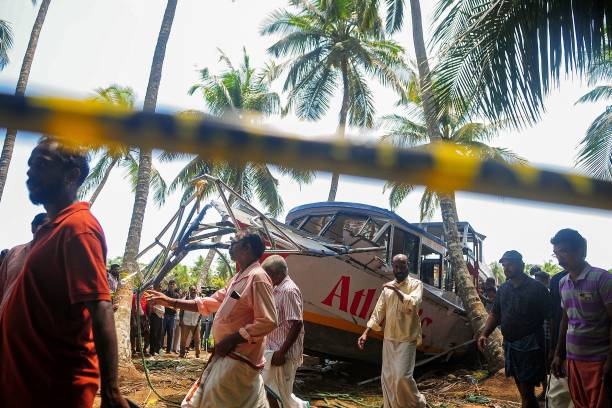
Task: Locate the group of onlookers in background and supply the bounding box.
[478,229,611,408]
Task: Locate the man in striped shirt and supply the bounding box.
[551,229,612,408]
[261,255,309,408]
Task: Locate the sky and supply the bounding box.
[0,0,610,269]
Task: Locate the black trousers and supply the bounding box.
[149,314,164,354]
[163,314,176,352]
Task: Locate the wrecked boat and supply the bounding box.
[143,176,494,364]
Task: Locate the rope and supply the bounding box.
[0,92,610,211]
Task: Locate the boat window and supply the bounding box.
[301,215,333,235]
[420,246,442,288]
[322,214,368,243]
[391,228,419,274]
[289,216,307,228]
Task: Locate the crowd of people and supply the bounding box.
[0,140,609,408]
[478,231,611,408]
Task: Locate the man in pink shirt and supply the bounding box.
[148,230,278,407]
[0,213,48,317]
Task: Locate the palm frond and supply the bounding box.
[149,166,168,207]
[0,20,14,70]
[433,0,612,129]
[384,181,414,210]
[347,63,375,127]
[379,114,428,147]
[78,155,117,199]
[275,166,315,185]
[249,163,283,216]
[418,188,440,221]
[385,0,404,33]
[576,106,612,180]
[576,85,612,104]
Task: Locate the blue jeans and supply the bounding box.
[163,314,176,352]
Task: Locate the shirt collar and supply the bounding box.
[575,263,591,281]
[46,202,90,226]
[233,261,261,283]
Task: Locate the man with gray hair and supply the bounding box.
[358,253,426,408]
[261,255,308,408]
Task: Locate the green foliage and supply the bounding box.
[380,72,524,220]
[525,260,563,276]
[432,0,612,128]
[204,257,235,289]
[261,0,408,127]
[0,20,13,71]
[489,262,505,284]
[167,264,198,290]
[575,54,612,180]
[79,85,167,206]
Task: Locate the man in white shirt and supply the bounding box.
[180,286,201,358]
[261,255,308,408]
[358,254,426,408]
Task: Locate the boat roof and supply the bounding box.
[286,202,446,247]
[418,221,487,241]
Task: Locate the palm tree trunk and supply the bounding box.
[408,0,504,372]
[0,0,51,203]
[328,59,350,202]
[196,247,217,290]
[118,0,177,373]
[88,156,119,207]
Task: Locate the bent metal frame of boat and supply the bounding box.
[135,174,482,365]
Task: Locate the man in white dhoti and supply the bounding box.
[261,255,309,408]
[357,254,426,408]
[148,230,278,408]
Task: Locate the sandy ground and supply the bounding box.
[95,352,529,408]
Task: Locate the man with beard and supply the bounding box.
[0,140,128,408]
[551,229,612,408]
[147,230,277,407]
[0,212,48,317]
[478,250,552,408]
[357,254,427,408]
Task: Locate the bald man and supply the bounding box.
[358,254,426,408]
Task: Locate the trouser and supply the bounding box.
[262,350,308,408]
[149,314,164,354]
[381,340,426,408]
[180,323,201,357]
[163,314,176,352]
[567,359,611,408]
[173,319,181,352]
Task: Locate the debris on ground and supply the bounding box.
[94,353,525,407]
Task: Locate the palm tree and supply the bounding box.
[78,85,167,207]
[0,0,51,203]
[431,0,612,128]
[367,0,506,370]
[167,48,313,289]
[0,20,13,70]
[115,0,178,373]
[381,72,525,220]
[575,55,611,180]
[261,0,408,201]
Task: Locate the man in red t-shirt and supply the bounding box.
[0,139,128,408]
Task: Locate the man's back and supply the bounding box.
[0,243,29,316]
[0,202,110,407]
[266,276,304,364]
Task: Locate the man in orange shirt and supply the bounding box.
[0,212,48,317]
[148,230,278,407]
[0,140,128,408]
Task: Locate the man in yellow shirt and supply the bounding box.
[357,254,426,408]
